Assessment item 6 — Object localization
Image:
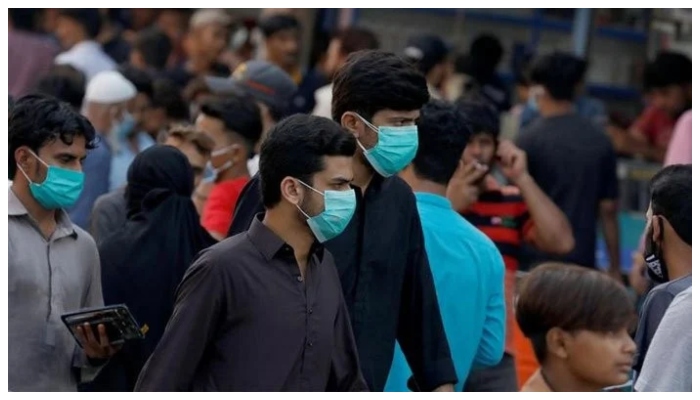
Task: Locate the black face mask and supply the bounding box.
[644,218,669,284]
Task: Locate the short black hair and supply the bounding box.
[59,9,102,39]
[456,100,500,139]
[133,27,173,70]
[332,50,429,123]
[9,9,39,31]
[516,263,636,364]
[199,94,263,150]
[34,65,87,110]
[649,164,691,246]
[118,65,154,99]
[152,78,190,121]
[334,27,380,56]
[460,34,504,82]
[413,101,473,185]
[9,94,97,180]
[259,14,300,38]
[530,52,582,101]
[259,114,356,208]
[643,51,692,91]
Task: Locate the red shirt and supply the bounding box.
[631,106,676,150]
[202,177,249,237]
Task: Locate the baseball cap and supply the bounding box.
[204,60,297,111]
[403,35,451,75]
[84,71,137,104]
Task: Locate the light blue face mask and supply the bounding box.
[296,179,357,243]
[354,113,419,177]
[110,112,137,141]
[17,150,84,209]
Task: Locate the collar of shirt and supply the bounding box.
[414,192,452,210]
[246,213,324,262]
[114,132,155,155]
[67,40,103,54]
[8,187,77,240]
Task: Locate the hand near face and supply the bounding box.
[496,140,529,184]
[446,159,488,212]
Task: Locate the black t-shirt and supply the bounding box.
[516,113,618,268]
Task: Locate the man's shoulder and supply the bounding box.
[378,175,417,204]
[94,187,126,208]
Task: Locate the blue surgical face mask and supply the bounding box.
[110,112,136,141]
[354,113,419,177]
[296,179,356,243]
[17,150,84,209]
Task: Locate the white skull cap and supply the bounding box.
[84,71,137,104]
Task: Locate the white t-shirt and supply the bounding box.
[635,286,692,392]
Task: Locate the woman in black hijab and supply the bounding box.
[88,145,216,391]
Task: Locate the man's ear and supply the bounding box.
[280,176,303,206]
[340,112,362,139]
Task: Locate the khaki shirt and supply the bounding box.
[8,188,104,391]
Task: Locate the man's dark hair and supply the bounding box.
[461,34,504,82]
[516,263,636,364]
[118,65,154,99]
[259,114,356,208]
[152,78,190,121]
[9,9,39,31]
[643,51,692,92]
[34,65,87,110]
[334,27,380,56]
[9,94,97,180]
[530,52,582,101]
[332,50,429,123]
[649,164,691,246]
[456,100,500,140]
[199,94,263,150]
[413,101,473,185]
[259,14,300,38]
[59,9,102,39]
[133,27,173,70]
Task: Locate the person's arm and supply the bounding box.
[326,286,369,392]
[664,111,692,166]
[599,142,622,282]
[192,181,212,217]
[227,174,264,238]
[472,249,506,368]
[497,140,574,254]
[396,203,457,392]
[635,289,692,392]
[72,240,112,383]
[134,251,224,391]
[633,290,676,372]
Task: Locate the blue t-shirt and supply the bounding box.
[384,193,506,391]
[68,134,112,229]
[109,131,155,191]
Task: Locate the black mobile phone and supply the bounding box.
[61,304,144,347]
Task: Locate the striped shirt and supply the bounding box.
[461,178,534,356]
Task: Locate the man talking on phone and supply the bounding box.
[9,95,119,391]
[448,101,574,391]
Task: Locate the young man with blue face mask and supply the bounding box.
[9,94,120,391]
[68,70,136,230]
[135,115,366,391]
[227,50,457,392]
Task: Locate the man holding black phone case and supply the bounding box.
[8,95,120,391]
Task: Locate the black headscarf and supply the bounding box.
[88,145,216,391]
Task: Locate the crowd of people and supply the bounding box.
[7,8,692,392]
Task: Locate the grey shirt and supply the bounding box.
[635,286,692,392]
[633,274,692,373]
[89,186,127,244]
[9,188,105,391]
